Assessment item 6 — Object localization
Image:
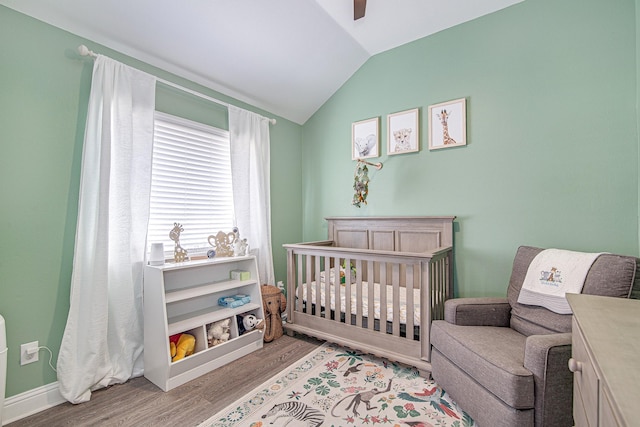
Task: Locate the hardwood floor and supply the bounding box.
[8,334,323,427]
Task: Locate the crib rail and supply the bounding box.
[283,242,453,374]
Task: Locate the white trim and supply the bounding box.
[2,382,65,426]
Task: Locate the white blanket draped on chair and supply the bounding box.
[517,248,603,314]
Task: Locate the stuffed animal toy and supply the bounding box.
[169,333,196,362]
[237,313,264,335]
[207,318,231,347]
[261,284,287,342]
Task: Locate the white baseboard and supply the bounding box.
[2,382,65,426]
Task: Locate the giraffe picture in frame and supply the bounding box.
[428,98,467,150]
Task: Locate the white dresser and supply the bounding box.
[567,294,640,427]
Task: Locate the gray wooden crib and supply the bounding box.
[283,216,455,376]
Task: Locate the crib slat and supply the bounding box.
[443,257,448,316]
[432,258,440,320]
[314,256,321,317]
[392,263,400,336]
[367,261,375,331]
[437,256,445,319]
[379,262,387,328]
[355,259,363,327]
[305,255,313,315]
[323,256,331,320]
[438,259,443,318]
[430,259,437,320]
[287,249,296,323]
[344,257,352,322]
[421,258,432,360]
[296,253,304,313]
[441,257,447,316]
[406,263,415,336]
[333,257,341,323]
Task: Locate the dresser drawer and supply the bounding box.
[571,317,599,426]
[572,383,590,427]
[599,386,621,427]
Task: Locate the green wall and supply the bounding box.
[0,6,302,398]
[302,0,639,297]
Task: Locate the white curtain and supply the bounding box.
[229,106,275,286]
[57,55,156,403]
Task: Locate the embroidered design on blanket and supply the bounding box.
[539,266,562,287]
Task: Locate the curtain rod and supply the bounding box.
[77,45,276,125]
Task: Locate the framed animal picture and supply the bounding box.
[352,117,379,160]
[428,98,466,150]
[387,108,419,155]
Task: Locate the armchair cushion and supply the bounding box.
[444,297,511,327]
[431,320,534,408]
[506,246,637,336]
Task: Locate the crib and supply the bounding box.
[283,216,455,375]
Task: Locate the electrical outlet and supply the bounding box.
[20,341,39,365]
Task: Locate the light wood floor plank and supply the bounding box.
[8,334,322,427]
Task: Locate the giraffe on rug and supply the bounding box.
[438,109,457,145]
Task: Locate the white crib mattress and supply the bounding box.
[298,279,420,325]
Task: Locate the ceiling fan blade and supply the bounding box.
[354,0,366,20]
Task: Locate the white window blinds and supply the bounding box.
[148,111,234,257]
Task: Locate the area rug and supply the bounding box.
[199,343,475,427]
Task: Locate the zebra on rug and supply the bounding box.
[261,401,324,426]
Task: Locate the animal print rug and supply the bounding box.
[198,342,474,427]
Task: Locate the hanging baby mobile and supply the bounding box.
[352,159,382,208]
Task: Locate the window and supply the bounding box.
[147,111,234,258]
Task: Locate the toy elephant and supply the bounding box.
[260,284,286,342]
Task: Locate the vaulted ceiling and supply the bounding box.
[1,0,523,124]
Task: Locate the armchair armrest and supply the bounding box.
[524,333,573,427]
[524,333,572,366]
[444,297,511,326]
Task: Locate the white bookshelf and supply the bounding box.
[143,256,264,391]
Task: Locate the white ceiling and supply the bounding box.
[1,0,522,124]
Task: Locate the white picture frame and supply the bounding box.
[387,108,420,155]
[352,117,380,160]
[428,98,467,150]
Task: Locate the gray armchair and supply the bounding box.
[430,246,638,427]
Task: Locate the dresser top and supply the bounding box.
[567,294,640,426]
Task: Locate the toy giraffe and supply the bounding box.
[438,109,457,145]
[169,222,188,262]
